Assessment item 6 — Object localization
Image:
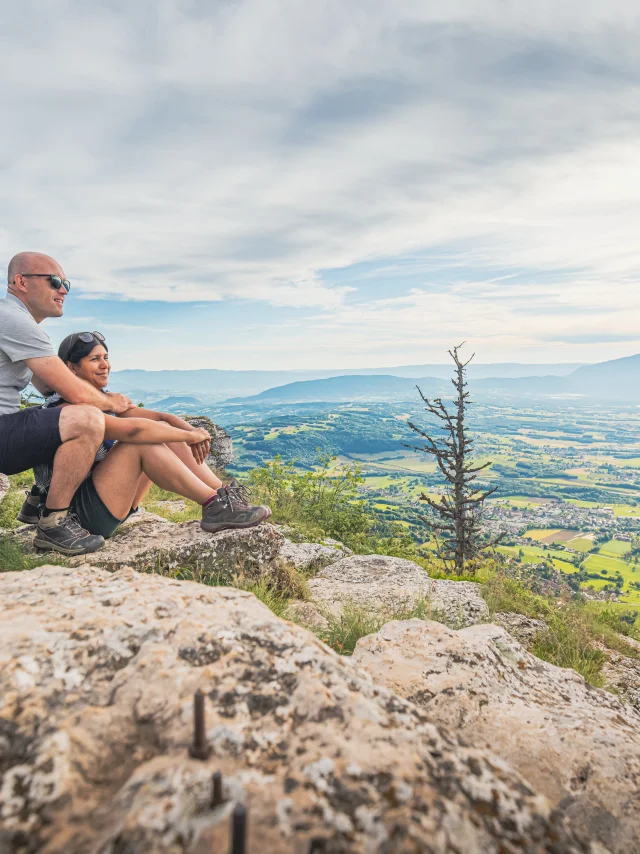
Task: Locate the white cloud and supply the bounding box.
[1,0,640,364]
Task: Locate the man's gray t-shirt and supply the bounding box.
[0,294,55,415]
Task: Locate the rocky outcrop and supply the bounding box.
[184,415,233,470]
[429,578,490,629]
[279,539,351,573]
[307,554,488,628]
[0,565,601,853]
[284,600,329,631]
[14,511,349,586]
[63,516,283,582]
[493,611,550,646]
[602,649,640,712]
[353,618,640,854]
[308,554,432,615]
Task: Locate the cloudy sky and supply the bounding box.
[2,1,640,371]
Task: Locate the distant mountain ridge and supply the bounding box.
[109,361,587,401]
[224,354,640,404]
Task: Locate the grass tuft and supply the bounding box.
[315,597,432,656]
[482,574,639,686]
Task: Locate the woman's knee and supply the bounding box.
[59,405,105,443]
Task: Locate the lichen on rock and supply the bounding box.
[0,565,598,854]
[307,554,489,629]
[353,617,640,854]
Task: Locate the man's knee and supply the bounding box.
[59,405,105,444]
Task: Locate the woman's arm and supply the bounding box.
[103,415,209,447]
[116,408,211,464]
[118,407,192,430]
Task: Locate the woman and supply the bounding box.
[20,331,270,545]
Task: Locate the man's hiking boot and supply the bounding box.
[34,512,105,556]
[201,483,271,533]
[17,487,42,525]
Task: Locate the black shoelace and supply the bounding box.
[63,512,88,535]
[221,483,253,510]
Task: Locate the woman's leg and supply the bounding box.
[166,442,223,491]
[128,445,222,510]
[91,443,216,520]
[131,474,152,510]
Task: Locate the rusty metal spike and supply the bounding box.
[229,802,248,854]
[211,771,223,807]
[189,689,211,760]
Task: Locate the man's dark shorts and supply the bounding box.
[0,407,63,476]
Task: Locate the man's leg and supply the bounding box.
[46,405,105,508]
[34,406,106,555]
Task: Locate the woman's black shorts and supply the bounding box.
[0,407,63,476]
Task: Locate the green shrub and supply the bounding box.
[249,455,371,547]
[481,573,638,686]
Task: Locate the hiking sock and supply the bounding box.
[39,507,70,529]
[29,484,41,498]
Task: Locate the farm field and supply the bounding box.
[524,528,579,544]
[498,544,577,573]
[205,397,640,604]
[598,539,632,556]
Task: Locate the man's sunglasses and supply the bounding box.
[19,273,71,292]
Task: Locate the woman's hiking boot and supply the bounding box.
[201,483,271,533]
[17,486,42,525]
[34,511,105,556]
[227,478,272,519]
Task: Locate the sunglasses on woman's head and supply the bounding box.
[19,273,71,292]
[76,331,106,344]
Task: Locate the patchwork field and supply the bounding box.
[524,528,579,544]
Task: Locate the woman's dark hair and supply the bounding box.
[58,332,108,364]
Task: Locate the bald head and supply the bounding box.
[7,252,62,286]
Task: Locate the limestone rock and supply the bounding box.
[184,415,233,470]
[602,651,640,712]
[120,506,169,529]
[308,554,433,616]
[493,611,550,646]
[278,539,350,573]
[307,555,488,629]
[62,517,285,582]
[285,600,329,631]
[0,566,599,854]
[353,618,640,854]
[430,579,490,628]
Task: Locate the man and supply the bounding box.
[0,251,133,554]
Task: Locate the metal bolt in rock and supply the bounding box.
[189,689,211,760]
[211,771,224,807]
[229,802,248,854]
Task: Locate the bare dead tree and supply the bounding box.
[406,344,502,575]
